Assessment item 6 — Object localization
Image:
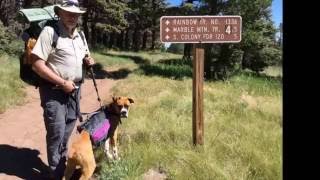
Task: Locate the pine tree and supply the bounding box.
[225,0,281,73]
[199,0,281,79]
[85,0,129,47]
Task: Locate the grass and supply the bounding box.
[0,54,26,113]
[262,66,282,78]
[91,50,282,180]
[92,50,181,69]
[0,50,282,179]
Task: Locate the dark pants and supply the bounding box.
[39,84,81,178]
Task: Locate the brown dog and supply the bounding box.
[63,96,134,180]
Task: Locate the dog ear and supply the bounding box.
[112,96,118,102]
[128,98,134,104]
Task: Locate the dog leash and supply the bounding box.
[83,54,103,109]
[89,66,103,109]
[79,65,104,122]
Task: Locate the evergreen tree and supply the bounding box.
[226,0,282,73]
[199,0,281,79]
[85,0,129,47]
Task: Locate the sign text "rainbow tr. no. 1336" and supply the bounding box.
[160,16,242,43]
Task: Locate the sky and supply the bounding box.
[166,0,283,27]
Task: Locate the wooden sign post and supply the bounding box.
[160,16,242,145]
[193,44,204,145]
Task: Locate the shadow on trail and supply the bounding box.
[86,63,132,80]
[0,144,49,180]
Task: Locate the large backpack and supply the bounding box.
[19,19,60,87]
[17,5,86,87]
[17,5,61,87]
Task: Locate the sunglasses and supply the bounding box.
[62,1,79,7]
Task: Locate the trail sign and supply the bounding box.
[160,16,242,43]
[160,15,242,145]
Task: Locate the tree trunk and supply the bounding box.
[99,30,105,45]
[183,44,192,60]
[91,23,97,48]
[124,30,130,50]
[117,31,124,49]
[103,32,108,46]
[0,0,11,26]
[203,0,219,80]
[82,9,89,44]
[81,0,90,46]
[151,29,156,50]
[142,30,148,50]
[108,32,114,49]
[133,27,141,52]
[151,0,157,50]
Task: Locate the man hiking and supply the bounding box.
[30,0,94,178]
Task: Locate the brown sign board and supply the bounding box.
[160,16,242,43]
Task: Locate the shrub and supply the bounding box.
[0,22,23,55]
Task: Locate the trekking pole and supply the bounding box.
[89,66,103,110]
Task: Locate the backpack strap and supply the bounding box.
[79,30,90,85]
[78,30,87,49]
[51,22,60,48]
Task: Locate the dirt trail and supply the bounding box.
[0,78,115,180]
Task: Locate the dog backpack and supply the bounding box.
[77,108,111,146]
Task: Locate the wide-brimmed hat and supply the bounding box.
[54,0,86,14]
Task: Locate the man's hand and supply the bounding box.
[83,56,95,67]
[32,55,76,94]
[61,80,77,93]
